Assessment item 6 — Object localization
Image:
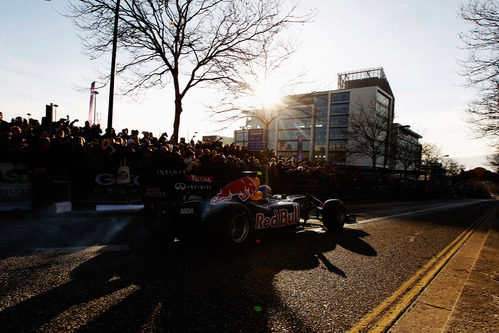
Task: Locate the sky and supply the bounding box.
[0,0,494,170]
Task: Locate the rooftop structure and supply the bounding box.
[337,67,393,96]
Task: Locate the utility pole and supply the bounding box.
[107,0,121,132]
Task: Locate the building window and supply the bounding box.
[329,140,347,151]
[376,90,391,119]
[331,92,350,103]
[278,118,311,129]
[329,128,348,139]
[316,110,328,119]
[376,103,389,119]
[278,129,310,140]
[315,95,329,112]
[376,91,390,108]
[283,107,313,118]
[330,115,349,127]
[277,140,310,151]
[234,130,248,146]
[331,103,350,114]
[315,127,327,145]
[236,132,247,141]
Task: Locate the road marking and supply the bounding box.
[34,244,130,255]
[347,206,493,333]
[355,200,490,225]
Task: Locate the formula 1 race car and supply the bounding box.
[141,170,348,248]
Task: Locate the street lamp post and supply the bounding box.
[107,0,121,133]
[53,104,59,121]
[94,91,99,125]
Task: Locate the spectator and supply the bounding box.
[0,112,9,133]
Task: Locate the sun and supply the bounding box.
[253,80,284,109]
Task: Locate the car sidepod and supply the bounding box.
[253,201,301,231]
[173,200,210,240]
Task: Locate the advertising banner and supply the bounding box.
[297,136,303,161]
[0,163,32,211]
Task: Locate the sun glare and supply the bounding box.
[254,81,284,109]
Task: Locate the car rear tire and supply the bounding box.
[321,199,346,233]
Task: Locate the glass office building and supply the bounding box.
[275,90,351,162]
[235,68,420,168]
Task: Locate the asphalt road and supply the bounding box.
[0,199,495,332]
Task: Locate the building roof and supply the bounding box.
[282,67,395,104]
[337,67,394,97]
[393,123,422,139]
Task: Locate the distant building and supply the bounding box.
[389,123,423,171]
[234,67,422,169]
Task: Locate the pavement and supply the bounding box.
[388,203,499,333]
[1,202,498,332]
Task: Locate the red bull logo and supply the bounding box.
[255,205,300,229]
[210,176,260,205]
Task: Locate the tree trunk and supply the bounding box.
[372,157,378,192]
[172,94,182,144]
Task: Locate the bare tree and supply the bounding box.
[348,101,388,173]
[442,158,465,176]
[208,36,311,134]
[420,142,465,178]
[421,143,443,166]
[459,0,499,141]
[396,142,421,172]
[69,0,309,142]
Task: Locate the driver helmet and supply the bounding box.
[258,184,272,197]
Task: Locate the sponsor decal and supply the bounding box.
[145,187,167,198]
[156,169,186,177]
[179,207,194,214]
[0,163,32,211]
[175,183,187,190]
[211,176,260,205]
[95,173,140,186]
[175,183,211,191]
[255,205,300,229]
[185,175,213,183]
[182,193,203,201]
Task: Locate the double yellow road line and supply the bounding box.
[348,206,493,333]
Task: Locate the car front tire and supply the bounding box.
[321,199,346,233]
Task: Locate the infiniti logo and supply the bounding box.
[175,183,187,190]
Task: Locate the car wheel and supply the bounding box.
[321,199,346,233]
[218,206,253,248]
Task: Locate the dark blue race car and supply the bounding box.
[141,170,348,248]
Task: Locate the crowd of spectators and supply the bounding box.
[3,112,476,204]
[0,112,332,185]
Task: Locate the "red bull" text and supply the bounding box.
[255,205,300,229]
[210,176,259,205]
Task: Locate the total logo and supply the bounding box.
[255,205,300,229]
[185,175,213,183]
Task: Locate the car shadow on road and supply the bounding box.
[0,226,376,332]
